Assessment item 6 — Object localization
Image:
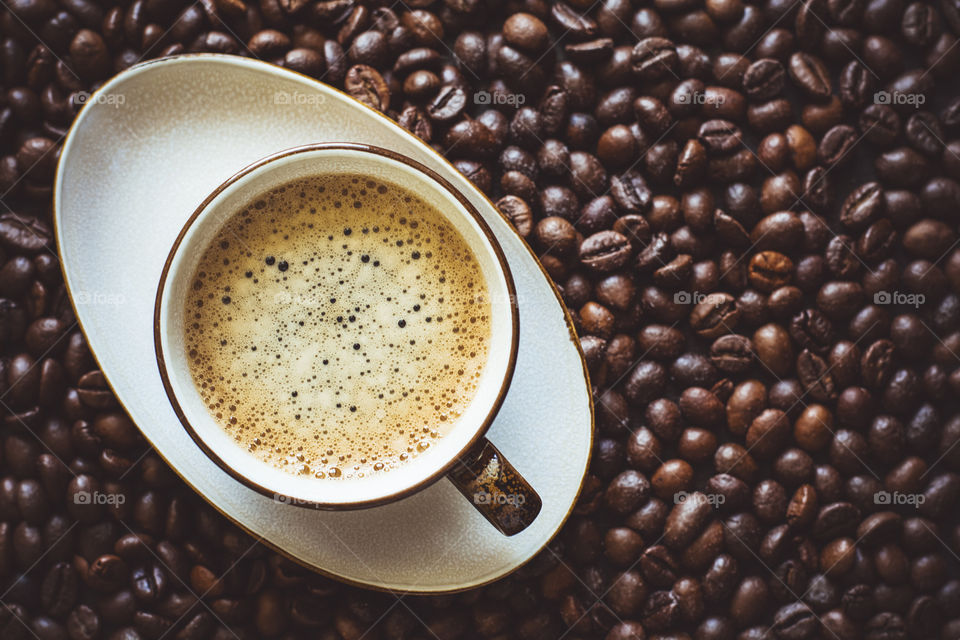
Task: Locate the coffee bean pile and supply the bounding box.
[2,0,960,638]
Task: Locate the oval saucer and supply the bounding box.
[54,54,593,593]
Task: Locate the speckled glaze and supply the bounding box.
[54,54,592,593]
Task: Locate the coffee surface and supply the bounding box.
[183,173,491,481]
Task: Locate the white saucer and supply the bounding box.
[54,54,593,592]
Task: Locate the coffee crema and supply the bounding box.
[183,173,491,480]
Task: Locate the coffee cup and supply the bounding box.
[154,143,540,535]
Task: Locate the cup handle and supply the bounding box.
[447,438,542,536]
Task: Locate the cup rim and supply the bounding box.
[154,142,520,510]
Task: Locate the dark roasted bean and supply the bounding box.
[344,64,390,111]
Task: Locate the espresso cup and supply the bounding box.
[154,143,541,535]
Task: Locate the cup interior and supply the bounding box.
[156,145,517,507]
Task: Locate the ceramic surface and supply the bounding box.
[55,54,593,592]
[156,144,521,510]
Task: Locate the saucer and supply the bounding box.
[54,54,593,592]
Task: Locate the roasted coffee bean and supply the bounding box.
[824,234,862,279]
[670,352,719,387]
[722,511,763,563]
[635,232,672,273]
[772,602,818,639]
[642,589,680,631]
[496,195,532,238]
[510,107,543,149]
[40,562,76,617]
[597,125,636,169]
[632,37,678,80]
[678,387,723,430]
[860,104,901,148]
[605,470,651,515]
[605,570,647,617]
[743,58,785,100]
[752,323,793,377]
[554,62,594,111]
[817,281,864,320]
[788,308,833,355]
[132,563,167,603]
[550,3,597,40]
[814,502,861,541]
[626,426,664,474]
[638,545,677,587]
[698,119,742,154]
[634,95,672,136]
[0,214,51,254]
[638,324,685,361]
[784,483,818,529]
[789,52,832,98]
[65,604,99,640]
[503,12,550,53]
[568,151,607,199]
[579,231,632,273]
[751,211,804,251]
[840,182,884,230]
[839,61,874,109]
[818,125,858,166]
[603,526,643,567]
[595,275,635,312]
[710,334,753,373]
[343,64,390,111]
[689,293,739,339]
[797,349,837,401]
[284,48,325,78]
[70,29,109,79]
[397,105,432,140]
[856,218,896,263]
[905,111,944,156]
[578,196,619,236]
[392,48,441,76]
[664,491,713,548]
[539,185,578,221]
[532,87,566,138]
[876,146,932,187]
[861,339,895,388]
[748,251,793,293]
[425,84,466,121]
[904,219,956,259]
[746,408,791,458]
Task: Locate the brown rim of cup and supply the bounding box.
[153,142,521,510]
